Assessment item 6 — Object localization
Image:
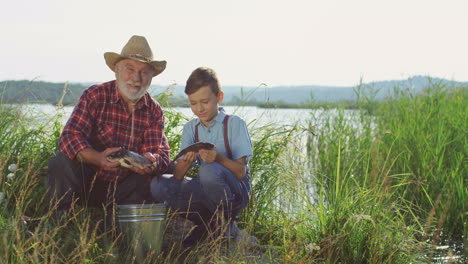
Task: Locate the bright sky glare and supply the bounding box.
[1,0,467,87]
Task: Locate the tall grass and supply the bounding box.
[0,80,465,263]
[376,84,466,237]
[373,83,467,260]
[272,106,423,263]
[304,81,466,262]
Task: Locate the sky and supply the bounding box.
[1,0,467,87]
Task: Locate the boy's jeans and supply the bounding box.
[151,162,250,223]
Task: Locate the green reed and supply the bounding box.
[0,105,63,263]
[374,83,467,252]
[303,81,466,262]
[0,80,465,263]
[275,107,421,263]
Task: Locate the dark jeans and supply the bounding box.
[47,152,152,211]
[151,162,250,225]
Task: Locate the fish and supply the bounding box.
[171,142,215,163]
[106,149,155,170]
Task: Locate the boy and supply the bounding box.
[151,67,252,246]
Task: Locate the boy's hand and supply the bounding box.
[199,148,218,163]
[182,151,197,163]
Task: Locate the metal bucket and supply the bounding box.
[116,203,167,263]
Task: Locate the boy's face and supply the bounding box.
[188,85,224,126]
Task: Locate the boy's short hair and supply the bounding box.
[185,67,221,95]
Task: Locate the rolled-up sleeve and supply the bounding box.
[180,120,196,151]
[141,104,170,173]
[230,117,253,162]
[58,92,94,160]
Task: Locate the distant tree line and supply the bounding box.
[1,80,323,108]
[2,76,466,108]
[0,80,86,105]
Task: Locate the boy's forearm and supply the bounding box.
[215,154,247,180]
[173,160,192,181]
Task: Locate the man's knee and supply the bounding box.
[48,152,68,171]
[49,152,79,179]
[48,152,68,187]
[47,152,91,205]
[47,153,73,205]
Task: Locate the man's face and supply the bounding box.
[115,59,154,103]
[188,85,224,127]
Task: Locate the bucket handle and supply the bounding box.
[118,218,166,222]
[117,213,166,218]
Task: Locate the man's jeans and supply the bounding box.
[47,152,152,211]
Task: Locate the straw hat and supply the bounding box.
[104,35,166,77]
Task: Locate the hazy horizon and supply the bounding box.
[2,0,467,87]
[2,74,466,89]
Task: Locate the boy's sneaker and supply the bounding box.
[224,221,239,240]
[182,223,208,248]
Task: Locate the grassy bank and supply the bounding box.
[0,82,466,263]
[305,82,466,262]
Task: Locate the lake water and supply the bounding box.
[16,103,364,165]
[11,103,340,137]
[13,103,364,168]
[14,103,362,132]
[14,103,320,158]
[21,104,316,127]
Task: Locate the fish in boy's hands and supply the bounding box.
[171,142,215,163]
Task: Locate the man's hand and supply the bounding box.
[131,152,157,176]
[80,147,121,171]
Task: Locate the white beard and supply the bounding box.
[117,80,149,102]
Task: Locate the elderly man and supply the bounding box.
[47,35,170,222]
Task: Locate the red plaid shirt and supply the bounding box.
[58,80,170,182]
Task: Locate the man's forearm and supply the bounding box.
[76,147,100,166]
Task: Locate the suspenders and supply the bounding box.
[195,114,248,215]
[194,115,232,159]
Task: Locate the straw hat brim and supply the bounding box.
[104,52,167,77]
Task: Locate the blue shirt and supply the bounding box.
[180,108,253,168]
